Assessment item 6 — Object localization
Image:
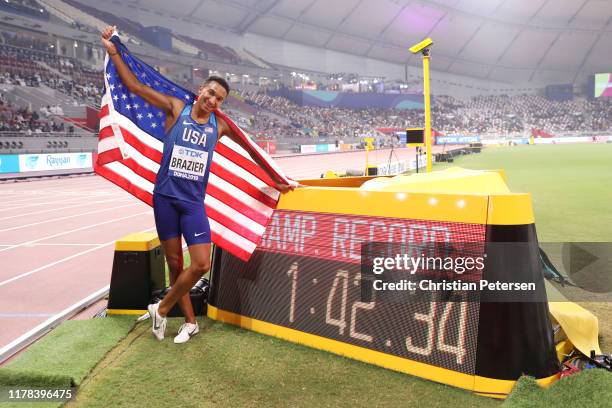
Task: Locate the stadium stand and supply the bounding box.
[0,0,50,21]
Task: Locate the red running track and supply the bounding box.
[0,146,453,357]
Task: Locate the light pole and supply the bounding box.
[409,38,434,172]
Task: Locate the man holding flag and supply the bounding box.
[100,26,294,343]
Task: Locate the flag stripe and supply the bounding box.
[119,140,161,174]
[209,219,257,256]
[97,148,123,166]
[122,158,157,184]
[209,162,278,208]
[104,161,154,194]
[208,172,274,217]
[95,161,153,206]
[98,125,115,141]
[212,154,279,200]
[206,183,269,226]
[210,231,251,262]
[118,126,164,163]
[205,205,262,244]
[214,142,276,187]
[99,104,109,118]
[205,193,266,235]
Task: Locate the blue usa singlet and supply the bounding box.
[154,104,218,203]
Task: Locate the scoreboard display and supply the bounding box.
[208,180,560,397]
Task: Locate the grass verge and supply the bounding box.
[67,318,496,408]
[0,316,134,408]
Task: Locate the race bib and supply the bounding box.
[169,145,208,182]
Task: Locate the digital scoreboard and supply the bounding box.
[208,178,560,397]
[405,127,424,147]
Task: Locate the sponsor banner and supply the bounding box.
[376,160,407,176]
[339,143,353,151]
[300,144,338,153]
[534,136,593,144]
[300,145,317,154]
[409,154,427,170]
[512,138,530,145]
[18,153,93,172]
[0,155,20,174]
[436,135,480,145]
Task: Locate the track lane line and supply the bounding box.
[22,243,107,247]
[0,198,134,221]
[0,203,142,233]
[0,226,156,287]
[0,197,94,212]
[0,211,152,253]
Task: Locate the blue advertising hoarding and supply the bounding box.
[0,155,20,174]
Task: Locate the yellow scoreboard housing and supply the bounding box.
[208,168,560,398]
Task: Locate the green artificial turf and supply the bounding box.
[67,319,496,408]
[435,144,612,241]
[0,316,134,407]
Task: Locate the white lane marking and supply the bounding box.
[0,203,141,233]
[0,313,56,318]
[0,227,155,288]
[0,211,152,253]
[0,197,133,221]
[0,197,90,212]
[23,243,107,247]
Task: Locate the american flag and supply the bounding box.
[95,35,294,261]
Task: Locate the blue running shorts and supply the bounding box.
[153,193,211,246]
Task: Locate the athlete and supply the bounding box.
[101,26,292,343]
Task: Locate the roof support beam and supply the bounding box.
[281,0,318,40]
[235,0,282,35]
[572,16,612,84]
[485,0,552,79]
[187,0,206,17]
[323,0,364,48]
[445,22,485,73]
[364,0,415,57]
[527,0,585,82]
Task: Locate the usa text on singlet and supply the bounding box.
[154,104,218,203]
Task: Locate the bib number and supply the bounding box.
[169,145,208,182]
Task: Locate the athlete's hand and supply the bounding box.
[276,183,293,193]
[101,26,118,55]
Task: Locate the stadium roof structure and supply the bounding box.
[121,0,611,84]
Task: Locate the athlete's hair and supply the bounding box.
[203,76,230,95]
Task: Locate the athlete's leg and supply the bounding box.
[158,243,210,317]
[159,236,196,324]
[158,198,211,318]
[153,193,194,321]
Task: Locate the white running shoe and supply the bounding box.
[174,322,199,344]
[147,303,167,341]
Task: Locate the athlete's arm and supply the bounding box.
[219,118,293,192]
[101,26,183,130]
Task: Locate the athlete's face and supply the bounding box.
[198,81,227,113]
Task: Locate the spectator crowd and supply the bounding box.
[0,92,68,133]
[1,32,611,141]
[235,90,612,140]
